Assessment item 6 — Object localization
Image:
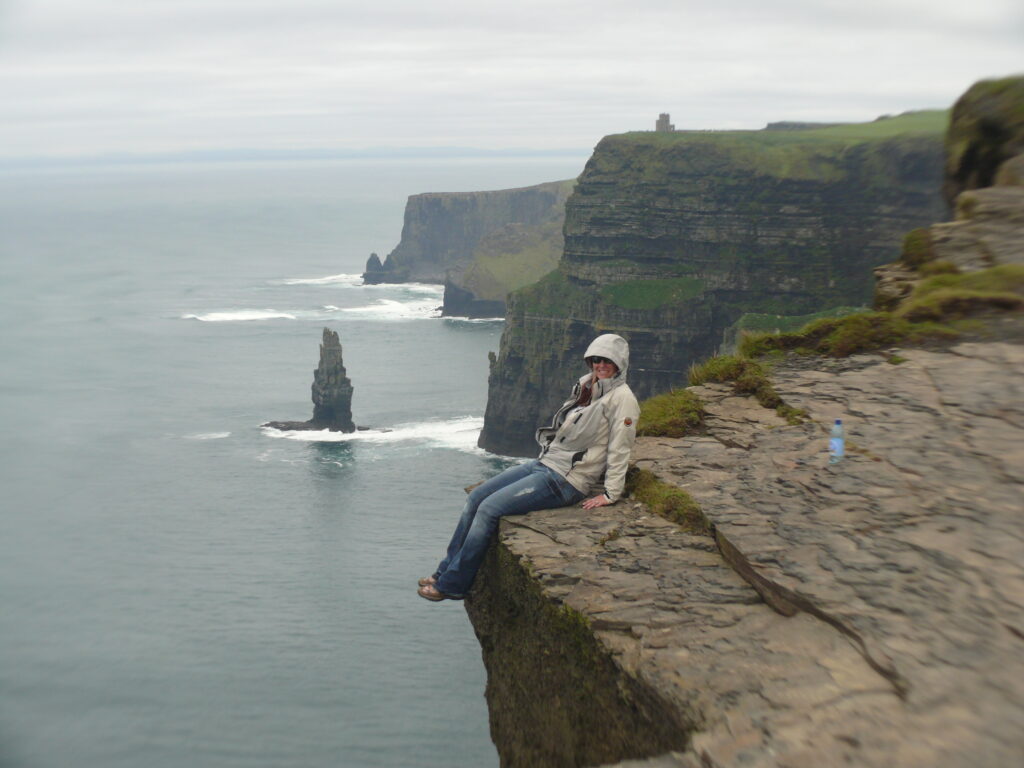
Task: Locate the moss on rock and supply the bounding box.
[901,227,936,268]
[625,468,710,534]
[898,264,1024,321]
[738,311,957,358]
[917,260,960,277]
[688,354,807,424]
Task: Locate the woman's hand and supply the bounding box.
[581,494,611,510]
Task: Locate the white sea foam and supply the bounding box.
[340,298,441,321]
[359,282,445,296]
[275,273,444,296]
[400,283,445,295]
[261,415,484,453]
[184,432,231,440]
[183,310,296,322]
[182,299,439,323]
[442,316,504,323]
[279,273,363,286]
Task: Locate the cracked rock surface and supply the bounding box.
[473,339,1023,767]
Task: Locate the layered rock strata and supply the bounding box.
[467,336,1024,767]
[264,328,355,432]
[480,114,948,455]
[362,180,573,317]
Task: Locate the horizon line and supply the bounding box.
[0,145,595,169]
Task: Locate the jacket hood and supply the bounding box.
[584,334,629,378]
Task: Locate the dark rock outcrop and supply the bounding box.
[264,328,355,432]
[943,75,1024,206]
[872,78,1024,307]
[479,113,948,456]
[363,252,384,279]
[932,77,1024,271]
[441,278,505,319]
[361,180,574,315]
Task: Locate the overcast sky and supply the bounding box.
[1,0,1021,159]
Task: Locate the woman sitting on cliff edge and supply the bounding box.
[418,333,640,602]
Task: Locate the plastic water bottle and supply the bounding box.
[829,419,845,464]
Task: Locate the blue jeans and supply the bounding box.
[433,460,585,597]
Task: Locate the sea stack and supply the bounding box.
[362,252,386,284]
[264,328,355,432]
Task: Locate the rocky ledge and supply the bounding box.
[465,335,1024,767]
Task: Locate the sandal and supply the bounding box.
[418,584,447,602]
[418,575,436,587]
[417,584,464,602]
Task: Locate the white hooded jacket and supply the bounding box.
[536,334,640,502]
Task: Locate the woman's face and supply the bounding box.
[589,356,618,380]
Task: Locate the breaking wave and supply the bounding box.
[182,310,296,322]
[276,273,444,296]
[442,316,504,323]
[339,297,441,321]
[278,273,363,286]
[261,415,484,453]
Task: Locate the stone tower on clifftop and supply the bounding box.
[655,113,675,132]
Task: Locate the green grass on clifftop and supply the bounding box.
[731,306,864,334]
[619,110,948,145]
[637,389,705,437]
[600,110,948,183]
[738,313,922,358]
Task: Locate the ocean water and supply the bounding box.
[0,156,587,768]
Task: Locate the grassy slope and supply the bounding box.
[460,179,575,302]
[462,219,565,301]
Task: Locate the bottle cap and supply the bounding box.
[834,419,842,424]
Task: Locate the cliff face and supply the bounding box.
[480,113,947,455]
[362,180,573,316]
[465,81,1024,767]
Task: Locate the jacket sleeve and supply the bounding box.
[602,389,640,502]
